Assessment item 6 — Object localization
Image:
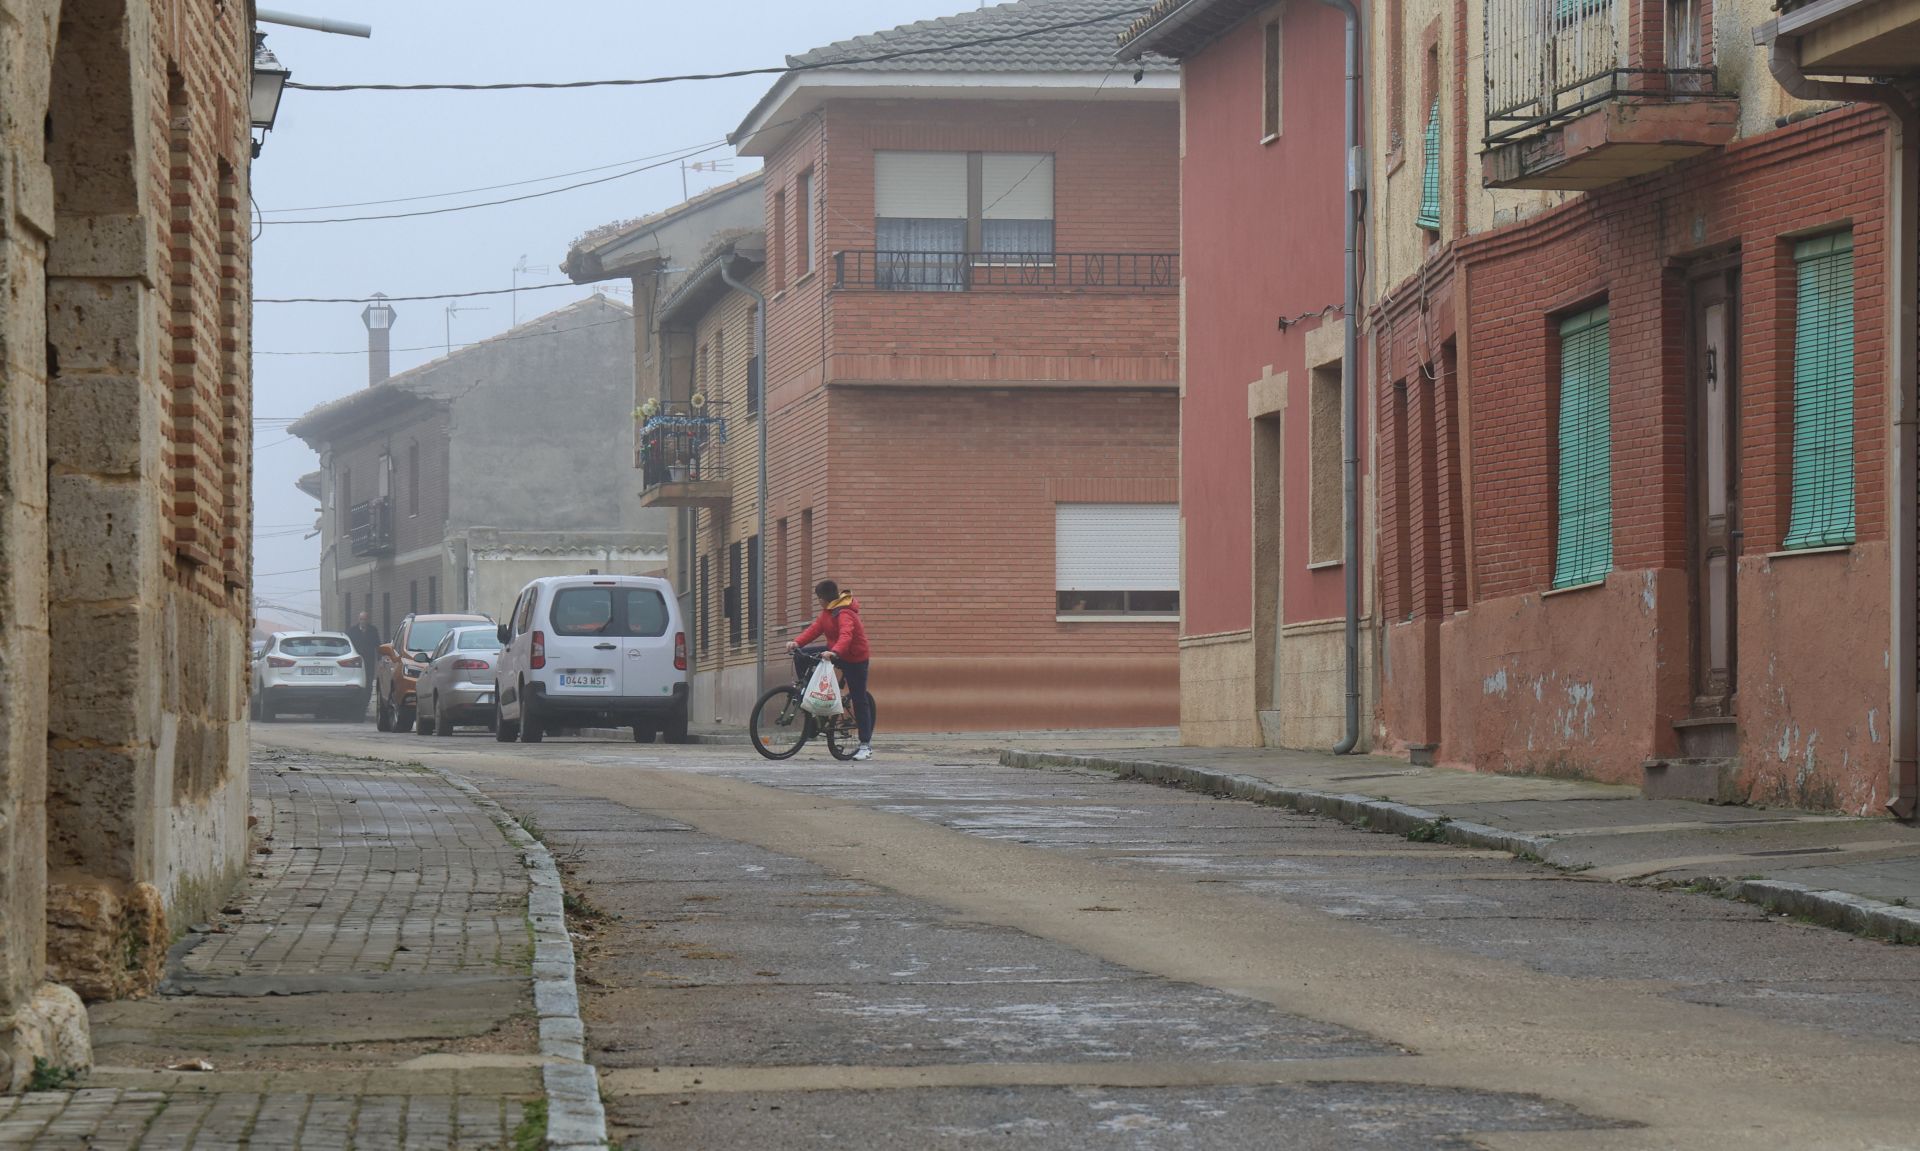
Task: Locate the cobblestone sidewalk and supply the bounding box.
[0,748,542,1149]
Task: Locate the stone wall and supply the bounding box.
[0,0,253,1087]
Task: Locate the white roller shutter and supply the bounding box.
[982,153,1054,220]
[875,151,967,219]
[1056,504,1179,592]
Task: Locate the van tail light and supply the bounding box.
[454,659,490,670]
[674,631,687,671]
[531,631,546,671]
[268,656,296,668]
[337,656,363,668]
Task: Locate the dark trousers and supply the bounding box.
[794,646,874,744]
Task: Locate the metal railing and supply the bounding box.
[1484,0,1721,145]
[832,250,1179,293]
[347,497,392,557]
[637,406,728,489]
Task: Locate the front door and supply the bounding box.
[1691,272,1740,714]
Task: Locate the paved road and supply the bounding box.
[257,723,1920,1150]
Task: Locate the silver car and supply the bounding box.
[415,625,503,735]
[252,632,367,722]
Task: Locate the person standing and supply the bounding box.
[788,580,874,760]
[345,610,382,720]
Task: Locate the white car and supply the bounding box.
[493,575,689,744]
[415,625,503,736]
[251,631,367,722]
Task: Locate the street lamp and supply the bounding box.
[250,32,290,158]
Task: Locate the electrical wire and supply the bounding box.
[262,142,732,214]
[258,282,585,304]
[254,315,632,356]
[284,7,1153,93]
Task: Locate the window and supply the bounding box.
[410,580,419,614]
[1554,305,1613,587]
[548,587,669,638]
[1055,504,1180,617]
[1262,17,1282,140]
[1417,98,1441,232]
[1310,362,1342,565]
[715,328,727,410]
[381,592,392,639]
[280,636,353,658]
[407,441,420,516]
[457,629,498,650]
[776,518,789,629]
[747,354,763,417]
[800,509,814,625]
[797,168,815,276]
[747,534,762,642]
[1784,232,1856,549]
[1386,0,1406,151]
[515,590,536,635]
[339,467,352,535]
[344,592,353,627]
[427,575,438,614]
[728,541,744,646]
[874,151,1056,289]
[772,189,788,288]
[698,556,711,655]
[402,619,458,656]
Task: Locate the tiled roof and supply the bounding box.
[565,171,764,270]
[786,0,1176,74]
[1115,0,1263,59]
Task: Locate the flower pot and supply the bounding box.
[667,465,689,483]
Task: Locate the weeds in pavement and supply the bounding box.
[28,1058,80,1091]
[511,1099,548,1151]
[1405,817,1452,843]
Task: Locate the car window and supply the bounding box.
[280,636,352,658]
[404,620,457,655]
[429,632,455,660]
[516,592,536,634]
[622,589,670,637]
[550,589,616,636]
[457,629,499,650]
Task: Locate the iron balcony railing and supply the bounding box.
[832,250,1179,294]
[637,405,729,489]
[1484,0,1717,145]
[347,497,392,557]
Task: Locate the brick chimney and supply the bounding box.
[361,293,396,386]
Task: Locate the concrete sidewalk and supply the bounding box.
[0,746,599,1149]
[1000,744,1920,944]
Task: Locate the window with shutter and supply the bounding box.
[1554,305,1612,588]
[1416,99,1441,232]
[1055,504,1180,617]
[1784,232,1856,550]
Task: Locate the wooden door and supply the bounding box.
[1692,272,1740,714]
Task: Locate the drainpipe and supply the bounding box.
[719,256,770,702]
[1764,39,1918,818]
[1322,0,1366,754]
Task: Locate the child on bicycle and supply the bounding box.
[788,579,874,760]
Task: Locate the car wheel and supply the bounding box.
[518,685,544,743]
[494,694,518,742]
[415,707,434,735]
[632,725,656,744]
[248,691,262,722]
[434,696,455,737]
[260,698,277,723]
[394,696,415,734]
[375,688,393,732]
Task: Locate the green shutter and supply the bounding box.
[1554,306,1612,588]
[1416,99,1441,232]
[1783,232,1856,550]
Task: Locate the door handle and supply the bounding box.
[594,642,617,650]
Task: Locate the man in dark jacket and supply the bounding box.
[788,579,874,759]
[345,611,382,718]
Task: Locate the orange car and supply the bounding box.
[374,612,491,733]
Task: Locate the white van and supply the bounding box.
[492,575,690,744]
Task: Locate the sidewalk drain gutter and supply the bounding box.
[1001,750,1920,944]
[425,766,608,1151]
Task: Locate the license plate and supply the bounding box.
[299,667,333,677]
[558,674,608,688]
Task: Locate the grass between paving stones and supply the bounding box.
[511,1098,548,1151]
[1404,817,1453,843]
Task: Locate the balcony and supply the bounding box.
[832,250,1179,294]
[636,409,731,509]
[1777,0,1920,76]
[1483,0,1737,190]
[348,497,393,557]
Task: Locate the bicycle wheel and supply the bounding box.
[825,694,875,761]
[750,686,813,760]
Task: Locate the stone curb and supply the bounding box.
[1000,749,1920,946]
[420,766,609,1150]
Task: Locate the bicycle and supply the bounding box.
[749,648,877,761]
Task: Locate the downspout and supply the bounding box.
[1322,0,1366,754]
[719,257,770,703]
[1765,39,1918,818]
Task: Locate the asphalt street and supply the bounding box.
[255,722,1920,1150]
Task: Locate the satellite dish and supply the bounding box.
[689,392,707,409]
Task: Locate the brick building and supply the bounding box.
[1119,0,1372,750]
[708,0,1184,730]
[1359,0,1918,811]
[0,0,258,1081]
[291,296,666,643]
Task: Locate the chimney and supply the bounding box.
[361,293,397,386]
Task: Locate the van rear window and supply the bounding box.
[549,587,669,638]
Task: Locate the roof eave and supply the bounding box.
[1118,0,1257,60]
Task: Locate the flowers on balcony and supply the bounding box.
[638,410,728,487]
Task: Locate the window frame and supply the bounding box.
[1054,503,1181,621]
[797,168,815,277]
[1552,304,1614,589]
[1782,231,1857,551]
[1261,15,1282,142]
[873,150,1057,278]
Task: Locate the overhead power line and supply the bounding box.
[262,143,736,214]
[254,315,632,356]
[258,281,585,305]
[284,7,1153,93]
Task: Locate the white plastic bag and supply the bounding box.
[801,657,844,718]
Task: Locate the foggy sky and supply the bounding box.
[251,1,1000,625]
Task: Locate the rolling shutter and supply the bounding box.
[981,154,1054,220]
[1416,100,1441,232]
[1553,305,1612,588]
[1784,232,1856,549]
[874,151,967,219]
[1056,504,1179,592]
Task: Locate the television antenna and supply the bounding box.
[680,158,734,200]
[445,300,490,353]
[510,254,551,326]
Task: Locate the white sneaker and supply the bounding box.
[852,745,873,761]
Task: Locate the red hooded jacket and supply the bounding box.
[795,594,870,663]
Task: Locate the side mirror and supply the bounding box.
[378,643,395,658]
[497,623,511,644]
